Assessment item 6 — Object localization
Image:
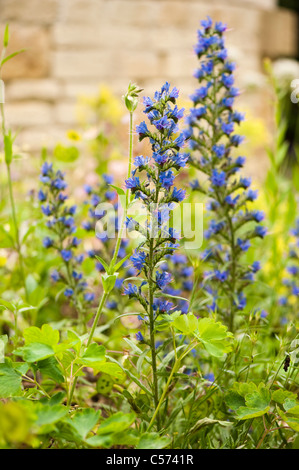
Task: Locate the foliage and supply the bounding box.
[0,18,299,450]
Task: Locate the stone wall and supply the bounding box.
[0,0,297,152]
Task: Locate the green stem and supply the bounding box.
[147,341,196,432]
[148,238,160,430]
[1,101,28,300]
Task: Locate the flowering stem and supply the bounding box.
[108,110,134,273]
[67,97,137,406]
[148,238,160,430]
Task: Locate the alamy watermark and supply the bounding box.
[94,197,204,250]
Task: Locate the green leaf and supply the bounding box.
[196,317,233,357]
[235,384,271,420]
[96,412,135,436]
[272,389,297,405]
[37,357,64,383]
[0,298,15,311]
[3,24,9,47]
[173,312,198,335]
[283,399,299,415]
[94,362,125,382]
[78,343,106,368]
[113,252,132,272]
[137,432,171,449]
[67,408,101,440]
[23,324,60,347]
[1,49,26,67]
[34,404,69,428]
[109,184,125,196]
[188,418,231,435]
[225,391,246,412]
[14,343,55,363]
[0,361,22,397]
[94,255,110,273]
[101,272,119,294]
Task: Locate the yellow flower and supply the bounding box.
[66,130,81,141]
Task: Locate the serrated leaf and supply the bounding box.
[137,432,171,449]
[14,343,55,363]
[196,317,233,357]
[96,412,135,436]
[235,385,271,420]
[23,324,59,347]
[78,343,106,368]
[173,312,198,335]
[272,389,297,405]
[67,408,101,440]
[0,361,22,398]
[34,404,69,428]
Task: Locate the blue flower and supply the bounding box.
[136,121,149,139]
[131,250,147,272]
[50,270,60,282]
[237,238,250,252]
[156,271,172,290]
[125,176,140,189]
[255,226,267,238]
[64,288,74,298]
[38,189,47,201]
[43,236,54,248]
[211,169,226,187]
[136,331,144,342]
[61,249,73,262]
[159,170,175,190]
[153,298,174,314]
[172,187,186,202]
[84,292,95,302]
[124,283,138,297]
[41,204,52,216]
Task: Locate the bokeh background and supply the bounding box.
[0,0,299,181]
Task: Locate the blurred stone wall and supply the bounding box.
[0,0,297,152]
